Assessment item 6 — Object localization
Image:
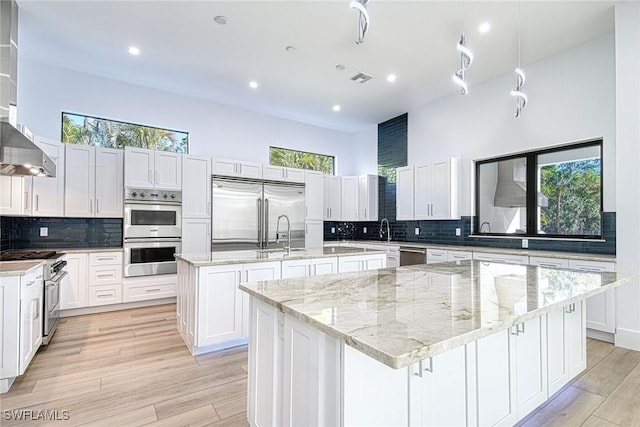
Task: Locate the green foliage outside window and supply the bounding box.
[269,146,335,175]
[61,112,188,153]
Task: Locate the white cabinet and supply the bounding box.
[426,249,447,264]
[282,257,338,279]
[414,163,432,220]
[305,221,324,249]
[182,155,211,218]
[341,176,359,221]
[263,165,305,183]
[396,166,414,221]
[473,251,529,265]
[0,276,20,383]
[242,262,282,337]
[358,174,378,221]
[60,252,88,310]
[88,251,122,307]
[567,260,616,334]
[528,256,569,269]
[29,137,65,217]
[19,269,44,375]
[0,175,24,215]
[66,145,123,217]
[323,175,341,220]
[122,274,176,302]
[513,317,548,419]
[547,301,586,397]
[212,157,262,179]
[304,171,324,221]
[125,147,181,190]
[182,218,211,254]
[447,250,472,262]
[338,254,386,273]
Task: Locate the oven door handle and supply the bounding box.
[47,270,68,286]
[124,238,183,244]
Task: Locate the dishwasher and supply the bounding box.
[399,247,427,266]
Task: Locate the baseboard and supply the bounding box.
[1,377,16,394]
[586,328,615,343]
[193,338,248,356]
[615,327,640,351]
[60,297,176,317]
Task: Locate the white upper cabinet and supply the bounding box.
[263,165,305,183]
[125,147,181,190]
[323,175,342,221]
[304,170,324,221]
[358,174,378,221]
[212,157,262,179]
[182,155,211,218]
[341,176,359,221]
[0,175,24,215]
[414,163,431,219]
[396,166,414,220]
[28,137,65,217]
[66,146,123,217]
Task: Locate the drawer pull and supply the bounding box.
[96,293,114,298]
[97,273,115,278]
[145,288,161,293]
[97,256,116,261]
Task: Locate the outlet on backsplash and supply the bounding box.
[40,227,48,237]
[331,227,335,234]
[363,227,367,234]
[414,227,419,235]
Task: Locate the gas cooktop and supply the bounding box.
[0,250,59,261]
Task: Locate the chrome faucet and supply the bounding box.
[380,218,391,242]
[276,214,291,255]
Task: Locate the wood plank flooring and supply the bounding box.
[2,304,639,426]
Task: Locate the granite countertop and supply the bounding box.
[0,260,45,277]
[240,260,633,370]
[176,246,386,267]
[325,240,616,263]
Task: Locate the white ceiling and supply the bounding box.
[16,1,615,133]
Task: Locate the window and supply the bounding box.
[61,112,188,153]
[269,146,335,175]
[475,140,602,238]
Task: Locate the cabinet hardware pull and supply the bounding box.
[26,280,35,287]
[97,293,113,298]
[24,191,29,210]
[90,198,93,213]
[511,325,519,336]
[97,257,115,261]
[415,360,424,377]
[97,274,113,278]
[145,288,161,293]
[148,170,153,183]
[155,170,159,184]
[239,164,242,175]
[518,323,525,334]
[35,195,39,211]
[96,198,99,213]
[33,298,40,320]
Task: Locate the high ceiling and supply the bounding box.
[16,1,615,133]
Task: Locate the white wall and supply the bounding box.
[614,2,640,351]
[408,34,616,215]
[16,58,376,176]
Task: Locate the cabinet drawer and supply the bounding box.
[427,249,447,264]
[529,256,569,269]
[88,285,122,306]
[447,250,472,262]
[473,252,528,265]
[123,282,176,302]
[89,252,123,266]
[89,265,123,286]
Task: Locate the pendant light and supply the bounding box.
[510,2,528,117]
[452,34,474,95]
[350,0,370,45]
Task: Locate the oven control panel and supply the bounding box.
[125,188,182,203]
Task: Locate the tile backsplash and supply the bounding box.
[1,216,123,251]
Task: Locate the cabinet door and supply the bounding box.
[212,158,238,177]
[338,256,363,273]
[546,308,568,397]
[305,221,324,249]
[568,260,615,333]
[60,253,89,310]
[65,145,95,217]
[414,163,431,219]
[358,175,378,221]
[305,171,324,221]
[364,255,386,270]
[0,175,23,215]
[182,155,211,218]
[514,316,548,420]
[95,148,123,217]
[182,218,211,254]
[0,278,20,379]
[282,259,311,279]
[341,176,358,221]
[243,262,281,337]
[396,166,414,220]
[312,257,337,276]
[323,176,330,220]
[263,165,285,181]
[327,176,342,220]
[284,168,305,183]
[566,301,586,378]
[20,279,43,374]
[427,249,447,264]
[154,151,182,190]
[237,161,263,179]
[447,250,472,262]
[124,147,155,188]
[198,265,242,346]
[31,137,65,216]
[430,159,453,219]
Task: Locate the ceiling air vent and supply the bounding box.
[350,72,373,84]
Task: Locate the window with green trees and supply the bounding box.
[269,146,335,174]
[61,112,188,153]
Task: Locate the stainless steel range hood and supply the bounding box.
[494,158,547,208]
[0,0,54,177]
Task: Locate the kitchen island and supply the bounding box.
[240,260,633,427]
[175,247,387,355]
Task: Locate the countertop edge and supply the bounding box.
[0,260,46,277]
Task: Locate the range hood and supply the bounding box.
[0,0,54,177]
[494,159,548,208]
[0,121,55,177]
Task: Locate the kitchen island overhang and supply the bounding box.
[240,260,634,426]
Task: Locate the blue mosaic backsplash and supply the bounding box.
[377,113,408,220]
[324,212,616,255]
[0,216,123,251]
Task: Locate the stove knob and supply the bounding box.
[131,192,138,197]
[140,192,145,197]
[170,194,176,199]
[163,194,168,199]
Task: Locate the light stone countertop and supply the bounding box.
[240,260,633,370]
[0,260,45,277]
[325,240,616,263]
[175,246,386,267]
[55,247,123,254]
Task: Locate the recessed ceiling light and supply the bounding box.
[332,105,341,112]
[285,45,297,54]
[214,16,229,25]
[335,64,346,71]
[387,74,397,83]
[479,22,491,33]
[128,46,140,56]
[249,81,259,89]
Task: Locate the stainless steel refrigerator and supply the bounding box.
[211,177,306,251]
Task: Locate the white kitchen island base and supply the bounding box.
[247,296,586,427]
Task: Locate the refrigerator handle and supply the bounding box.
[264,198,269,245]
[257,198,263,248]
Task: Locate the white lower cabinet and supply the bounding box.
[305,220,324,249]
[88,285,122,306]
[182,218,211,254]
[338,254,386,273]
[473,252,529,265]
[60,253,89,310]
[62,251,124,310]
[567,260,616,335]
[281,257,338,279]
[447,250,472,262]
[426,249,447,264]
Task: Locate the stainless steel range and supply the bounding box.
[0,250,67,345]
[123,188,182,277]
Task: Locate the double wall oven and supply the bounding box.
[124,188,181,277]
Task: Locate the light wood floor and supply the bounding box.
[2,304,639,426]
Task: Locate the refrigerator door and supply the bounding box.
[212,178,263,251]
[263,182,306,250]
